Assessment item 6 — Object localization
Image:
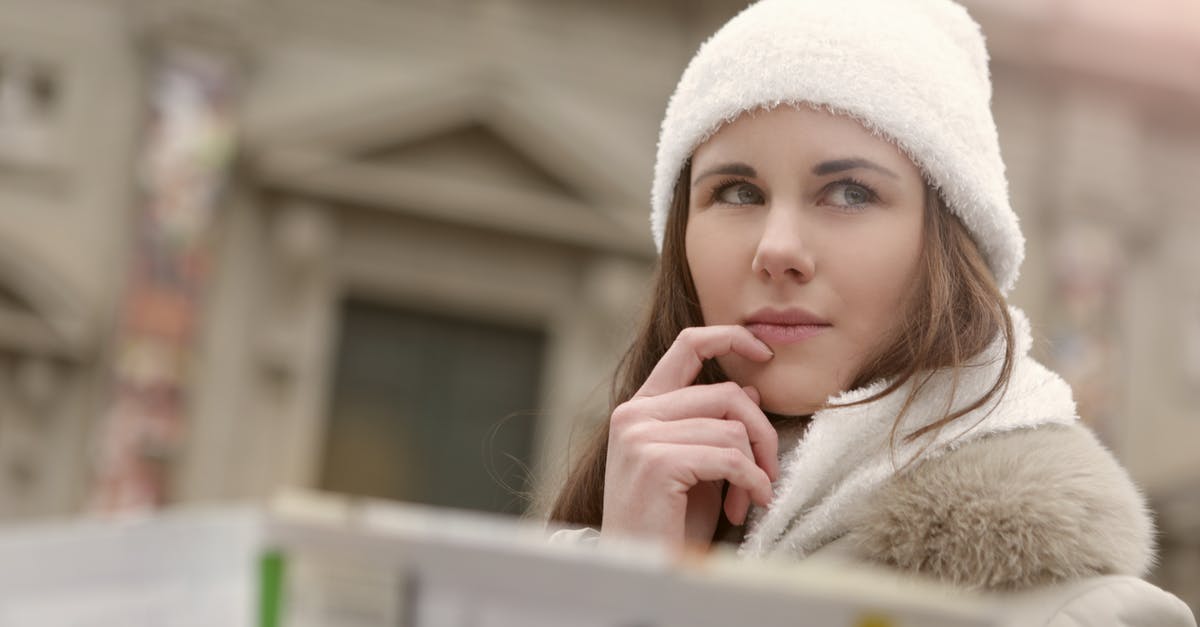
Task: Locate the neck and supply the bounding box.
[764,410,814,426]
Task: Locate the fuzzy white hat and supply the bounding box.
[650,0,1024,294]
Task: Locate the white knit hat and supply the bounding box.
[651,0,1025,294]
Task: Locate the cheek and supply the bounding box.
[685,221,749,323]
[836,223,923,337]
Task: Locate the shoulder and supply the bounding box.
[843,423,1157,591]
[995,575,1196,627]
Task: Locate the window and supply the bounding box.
[319,299,544,516]
[0,55,59,168]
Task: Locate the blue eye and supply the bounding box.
[712,180,764,205]
[826,179,878,209]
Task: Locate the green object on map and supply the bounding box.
[259,550,285,627]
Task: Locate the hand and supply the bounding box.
[600,325,779,551]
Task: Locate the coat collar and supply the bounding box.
[739,306,1079,558]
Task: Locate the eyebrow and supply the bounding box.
[691,162,757,186]
[691,157,899,186]
[812,157,899,179]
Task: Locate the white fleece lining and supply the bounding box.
[738,306,1080,558]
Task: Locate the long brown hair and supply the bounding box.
[548,160,1015,531]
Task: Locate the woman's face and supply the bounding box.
[686,105,927,415]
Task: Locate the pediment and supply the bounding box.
[353,122,583,203]
[248,74,653,257]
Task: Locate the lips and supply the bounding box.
[743,307,831,345]
[744,307,829,326]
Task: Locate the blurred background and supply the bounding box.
[0,0,1195,611]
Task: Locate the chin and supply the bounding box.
[719,357,834,416]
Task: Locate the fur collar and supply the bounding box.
[841,422,1156,590]
[739,306,1080,559]
[736,306,1155,590]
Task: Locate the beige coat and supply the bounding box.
[548,423,1195,625]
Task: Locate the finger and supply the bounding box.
[651,443,774,508]
[635,417,756,463]
[636,326,773,399]
[637,384,780,482]
[743,385,760,404]
[623,416,774,524]
[724,484,750,526]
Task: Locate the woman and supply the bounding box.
[546,0,1194,624]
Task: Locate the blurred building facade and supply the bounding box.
[0,0,1197,607]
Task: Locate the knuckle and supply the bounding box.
[725,420,748,442]
[637,443,672,473]
[718,381,743,396]
[677,326,703,344]
[618,421,650,447]
[610,402,637,427]
[718,446,744,469]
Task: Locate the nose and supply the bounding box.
[750,205,816,282]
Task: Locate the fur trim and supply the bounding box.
[842,423,1156,591]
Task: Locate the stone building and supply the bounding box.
[0,0,1196,609]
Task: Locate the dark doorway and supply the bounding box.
[319,299,544,516]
